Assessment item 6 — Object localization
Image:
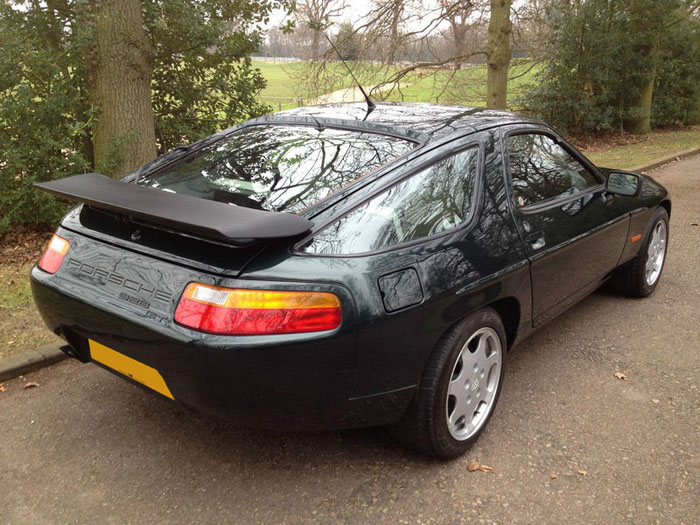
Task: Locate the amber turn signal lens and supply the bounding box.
[174,283,342,335]
[38,234,70,274]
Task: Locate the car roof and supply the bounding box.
[266,102,543,143]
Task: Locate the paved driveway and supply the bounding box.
[1,156,698,524]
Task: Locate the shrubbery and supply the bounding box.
[0,1,275,233]
[0,9,89,230]
[521,0,700,135]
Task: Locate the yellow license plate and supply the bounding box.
[88,339,174,400]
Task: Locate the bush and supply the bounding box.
[0,0,277,233]
[520,0,700,135]
[652,18,700,128]
[0,8,91,231]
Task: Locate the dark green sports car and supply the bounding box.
[31,103,670,458]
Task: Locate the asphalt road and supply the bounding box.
[1,157,699,524]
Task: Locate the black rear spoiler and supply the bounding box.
[35,173,313,242]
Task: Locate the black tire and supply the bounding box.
[610,207,669,298]
[389,308,507,459]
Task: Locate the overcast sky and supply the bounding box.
[266,0,527,30]
[267,0,377,28]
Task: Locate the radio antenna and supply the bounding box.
[325,35,375,120]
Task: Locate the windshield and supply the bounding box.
[138,125,415,213]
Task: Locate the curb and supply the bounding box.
[628,147,700,174]
[0,342,67,382]
[1,148,699,384]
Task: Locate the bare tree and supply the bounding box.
[285,0,523,109]
[360,0,418,65]
[294,0,347,59]
[438,0,486,62]
[511,0,550,58]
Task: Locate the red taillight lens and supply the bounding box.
[38,234,70,274]
[174,283,342,335]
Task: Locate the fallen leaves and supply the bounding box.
[571,130,649,152]
[0,225,51,265]
[467,459,496,473]
[23,381,40,389]
[550,473,558,479]
[577,470,588,476]
[614,371,628,380]
[0,383,6,392]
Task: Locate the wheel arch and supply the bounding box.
[484,297,521,351]
[659,199,671,218]
[439,296,522,353]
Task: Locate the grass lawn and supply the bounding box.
[582,127,700,170]
[253,59,541,110]
[254,60,308,109]
[0,261,59,360]
[255,60,367,110]
[382,59,541,108]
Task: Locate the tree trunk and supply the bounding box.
[623,41,657,135]
[388,1,402,65]
[451,20,468,70]
[623,69,655,134]
[486,0,512,109]
[311,29,321,60]
[88,0,156,176]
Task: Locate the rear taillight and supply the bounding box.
[38,234,70,274]
[174,283,342,335]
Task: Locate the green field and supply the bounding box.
[253,59,541,110]
[381,59,540,107]
[583,128,700,170]
[255,60,360,110]
[254,60,308,108]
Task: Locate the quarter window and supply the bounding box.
[302,146,479,255]
[507,133,599,207]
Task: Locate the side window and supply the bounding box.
[301,146,480,255]
[507,133,599,207]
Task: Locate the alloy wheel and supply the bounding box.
[445,327,502,441]
[645,220,667,286]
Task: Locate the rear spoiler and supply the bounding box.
[35,173,313,242]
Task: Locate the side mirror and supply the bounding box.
[606,172,640,197]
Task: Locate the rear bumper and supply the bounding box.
[31,267,415,430]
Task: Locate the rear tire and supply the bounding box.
[610,207,669,298]
[389,308,506,459]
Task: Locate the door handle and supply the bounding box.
[528,230,545,250]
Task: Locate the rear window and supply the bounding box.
[138,125,415,213]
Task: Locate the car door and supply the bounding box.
[502,126,630,326]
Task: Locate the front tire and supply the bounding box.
[610,207,669,297]
[390,308,506,459]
